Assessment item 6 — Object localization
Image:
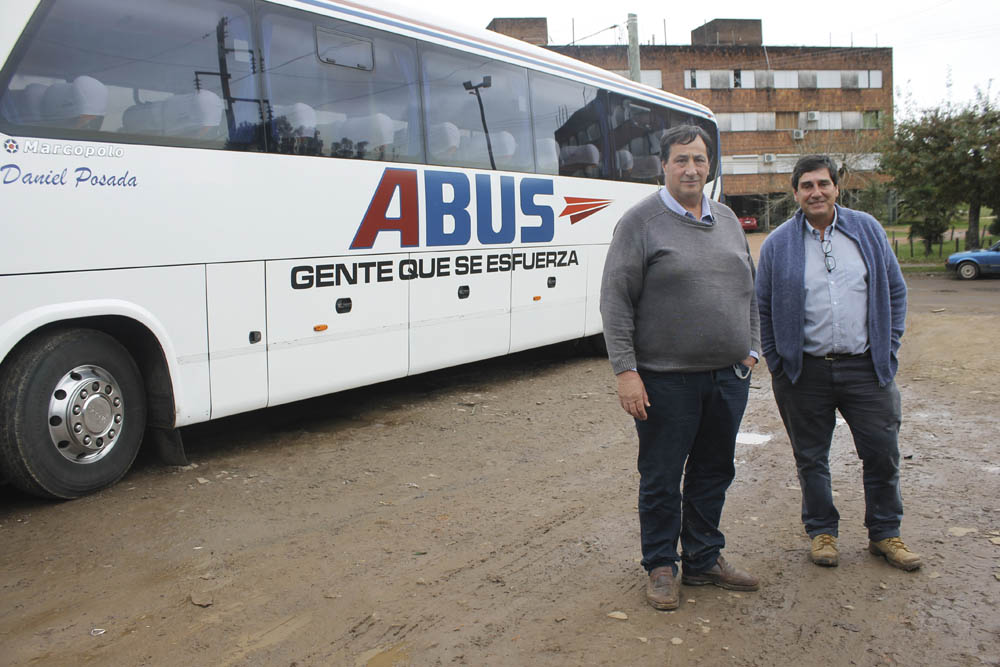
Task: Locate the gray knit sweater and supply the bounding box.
[600,191,760,375]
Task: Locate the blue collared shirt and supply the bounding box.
[802,211,869,355]
[659,187,714,224]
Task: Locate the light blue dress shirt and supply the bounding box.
[802,212,870,355]
[659,187,714,224]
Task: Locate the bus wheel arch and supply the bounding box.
[0,318,173,498]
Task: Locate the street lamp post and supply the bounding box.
[463,76,494,170]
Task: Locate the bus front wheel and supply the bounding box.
[0,329,146,499]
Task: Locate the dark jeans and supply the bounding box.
[771,355,903,541]
[635,367,749,574]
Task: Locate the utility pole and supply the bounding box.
[627,13,640,83]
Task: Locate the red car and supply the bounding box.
[739,216,758,231]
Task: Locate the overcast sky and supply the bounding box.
[426,0,997,117]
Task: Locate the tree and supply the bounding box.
[879,94,1000,250]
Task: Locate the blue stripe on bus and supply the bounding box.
[287,0,712,119]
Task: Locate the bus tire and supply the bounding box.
[0,328,146,499]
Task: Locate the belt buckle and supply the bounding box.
[823,353,836,361]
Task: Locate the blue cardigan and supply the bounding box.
[756,205,906,386]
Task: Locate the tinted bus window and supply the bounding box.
[420,44,532,173]
[529,71,606,179]
[607,93,678,184]
[0,0,263,150]
[607,94,720,185]
[259,4,423,163]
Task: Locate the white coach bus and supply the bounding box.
[0,0,720,498]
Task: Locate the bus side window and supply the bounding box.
[607,93,671,184]
[259,5,423,163]
[528,71,607,180]
[420,44,532,173]
[0,0,262,149]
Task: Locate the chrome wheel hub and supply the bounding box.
[48,365,124,463]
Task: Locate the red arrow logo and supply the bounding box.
[559,197,612,224]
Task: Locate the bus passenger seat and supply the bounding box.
[340,113,395,158]
[491,131,517,161]
[40,75,107,130]
[460,130,516,166]
[615,149,634,175]
[428,122,460,160]
[631,155,663,182]
[535,138,559,174]
[122,100,165,135]
[161,91,224,138]
[5,83,47,124]
[559,144,600,176]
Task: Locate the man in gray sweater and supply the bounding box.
[601,125,760,611]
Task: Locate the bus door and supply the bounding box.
[509,246,588,353]
[407,249,512,375]
[206,262,268,419]
[265,255,409,406]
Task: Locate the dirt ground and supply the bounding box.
[2,271,998,667]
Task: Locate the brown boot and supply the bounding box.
[646,566,680,610]
[682,555,759,591]
[810,534,839,567]
[869,537,922,571]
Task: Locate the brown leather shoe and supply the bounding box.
[869,537,922,571]
[646,566,680,610]
[810,534,839,567]
[682,555,759,591]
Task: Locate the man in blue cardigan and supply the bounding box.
[756,155,921,571]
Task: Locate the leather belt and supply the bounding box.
[806,351,870,361]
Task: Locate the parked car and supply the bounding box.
[945,240,1000,279]
[739,216,758,232]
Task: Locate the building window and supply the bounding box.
[731,69,884,90]
[774,71,798,88]
[719,110,884,133]
[716,112,775,132]
[683,70,734,89]
[756,112,775,130]
[841,111,862,129]
[862,110,881,129]
[710,70,733,88]
[753,70,774,89]
[816,71,841,88]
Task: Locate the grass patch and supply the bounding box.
[889,234,996,263]
[891,238,962,263]
[900,264,947,274]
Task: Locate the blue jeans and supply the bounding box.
[771,355,903,541]
[635,367,750,573]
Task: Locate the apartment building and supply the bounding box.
[488,18,893,225]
